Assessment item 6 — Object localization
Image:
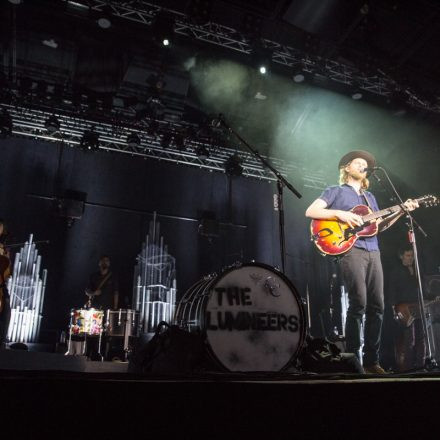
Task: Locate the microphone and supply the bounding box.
[362,167,379,173]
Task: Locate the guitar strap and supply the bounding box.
[97,271,112,291]
[361,190,373,210]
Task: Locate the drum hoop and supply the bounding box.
[201,262,307,372]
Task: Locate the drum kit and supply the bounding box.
[175,262,306,372]
[66,262,306,371]
[66,307,139,360]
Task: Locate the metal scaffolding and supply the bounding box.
[79,0,440,113]
[0,103,328,189]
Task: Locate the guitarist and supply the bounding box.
[0,219,11,348]
[389,247,426,372]
[85,255,119,310]
[305,150,418,374]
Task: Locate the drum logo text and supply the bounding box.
[206,287,299,332]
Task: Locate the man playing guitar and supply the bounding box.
[305,150,418,373]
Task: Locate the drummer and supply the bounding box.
[85,255,119,310]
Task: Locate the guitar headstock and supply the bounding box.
[418,194,439,208]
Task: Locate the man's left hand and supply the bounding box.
[403,199,419,211]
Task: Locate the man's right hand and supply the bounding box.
[336,211,364,228]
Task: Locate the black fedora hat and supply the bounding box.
[338,150,376,169]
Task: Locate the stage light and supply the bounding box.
[185,0,213,25]
[0,109,13,138]
[224,153,243,176]
[80,128,99,151]
[44,115,61,134]
[152,13,174,47]
[242,13,263,40]
[97,5,113,29]
[351,91,363,100]
[293,73,305,83]
[161,132,173,149]
[147,120,159,137]
[251,43,272,75]
[174,133,186,151]
[127,132,141,148]
[42,38,58,49]
[196,144,209,158]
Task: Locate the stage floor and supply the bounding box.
[1,347,439,438]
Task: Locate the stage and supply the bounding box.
[1,347,439,438]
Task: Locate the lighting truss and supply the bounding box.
[0,103,328,189]
[83,0,440,113]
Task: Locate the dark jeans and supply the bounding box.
[0,292,11,345]
[395,318,426,371]
[339,247,384,366]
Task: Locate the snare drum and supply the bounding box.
[70,308,104,336]
[175,262,306,372]
[105,309,138,337]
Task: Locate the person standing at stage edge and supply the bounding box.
[85,255,119,310]
[0,219,12,348]
[305,150,419,374]
[389,247,426,372]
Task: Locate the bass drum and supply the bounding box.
[175,262,306,372]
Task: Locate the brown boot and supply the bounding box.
[363,363,387,374]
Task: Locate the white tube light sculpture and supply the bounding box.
[133,213,176,334]
[7,234,47,344]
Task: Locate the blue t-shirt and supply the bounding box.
[318,184,380,252]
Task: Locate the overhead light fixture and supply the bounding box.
[127,132,141,148]
[80,128,99,151]
[160,132,173,149]
[351,91,363,100]
[174,133,186,151]
[293,65,306,83]
[196,144,210,159]
[251,43,272,75]
[224,153,243,176]
[242,13,263,40]
[42,38,58,49]
[97,5,113,29]
[147,120,159,137]
[152,13,175,47]
[146,73,166,92]
[0,109,13,138]
[44,115,61,134]
[185,0,213,26]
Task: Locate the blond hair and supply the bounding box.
[339,164,369,190]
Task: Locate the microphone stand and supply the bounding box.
[217,115,302,273]
[372,166,437,370]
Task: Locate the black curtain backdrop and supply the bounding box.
[1,137,439,367]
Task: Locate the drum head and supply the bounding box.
[203,263,305,372]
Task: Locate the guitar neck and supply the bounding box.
[362,205,402,222]
[362,196,426,222]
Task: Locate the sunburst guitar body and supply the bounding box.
[310,195,438,256]
[311,205,377,256]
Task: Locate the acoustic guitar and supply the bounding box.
[310,195,438,256]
